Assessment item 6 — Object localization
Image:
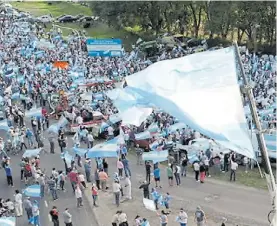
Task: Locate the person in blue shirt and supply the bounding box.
[153,165,161,188]
[26,128,34,147]
[162,192,171,209]
[122,156,131,177]
[84,159,92,182]
[5,164,14,187]
[151,188,160,210]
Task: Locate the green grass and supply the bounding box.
[11,1,139,50]
[11,2,92,17]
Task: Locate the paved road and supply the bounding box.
[0,122,98,226]
[0,118,272,226]
[83,152,271,226]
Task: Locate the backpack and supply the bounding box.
[195,210,204,222]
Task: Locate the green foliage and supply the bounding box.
[91,1,276,47]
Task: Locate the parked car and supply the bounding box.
[58,15,76,23]
[36,15,53,23]
[77,16,93,22]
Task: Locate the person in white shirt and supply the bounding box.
[112,181,121,207]
[87,133,94,148]
[14,190,23,217]
[107,126,114,140]
[118,211,128,225]
[124,176,132,200]
[193,162,200,182]
[78,172,86,188]
[75,185,83,208]
[76,115,83,125]
[177,208,188,226]
[230,160,238,182]
[243,156,249,173]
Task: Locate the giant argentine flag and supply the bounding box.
[126,47,255,159]
[87,137,121,158]
[23,184,40,197]
[0,217,16,226]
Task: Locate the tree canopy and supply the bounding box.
[90,1,276,48]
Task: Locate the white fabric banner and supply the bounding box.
[126,47,255,159]
[121,106,152,127]
[143,198,156,211]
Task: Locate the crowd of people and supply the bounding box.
[0,6,275,226]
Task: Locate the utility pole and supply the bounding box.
[233,42,276,225]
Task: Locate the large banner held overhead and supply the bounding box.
[126,47,256,159]
[86,39,122,57]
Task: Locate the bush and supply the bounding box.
[206,37,232,48]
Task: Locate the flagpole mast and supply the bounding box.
[233,42,276,223]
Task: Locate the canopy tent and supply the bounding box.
[126,47,256,159]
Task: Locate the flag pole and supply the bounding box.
[233,42,276,223]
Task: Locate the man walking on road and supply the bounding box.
[14,189,23,217]
[50,206,60,226]
[5,164,13,187]
[63,208,73,226]
[230,160,238,181]
[23,197,33,221]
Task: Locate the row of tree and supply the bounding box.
[90,1,276,47]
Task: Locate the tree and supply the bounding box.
[204,1,236,39]
[188,2,204,38]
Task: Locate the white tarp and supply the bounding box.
[126,47,255,159]
[120,106,152,126]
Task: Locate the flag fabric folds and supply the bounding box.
[25,108,42,118]
[87,137,122,158]
[0,120,9,131]
[126,47,256,159]
[23,184,40,197]
[142,150,168,164]
[23,148,42,158]
[0,217,16,226]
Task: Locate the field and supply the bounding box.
[11,1,139,50]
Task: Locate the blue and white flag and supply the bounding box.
[87,137,120,158]
[11,92,20,100]
[187,151,199,163]
[23,148,41,158]
[61,151,73,165]
[168,122,186,134]
[93,93,104,101]
[0,120,9,131]
[48,123,59,134]
[23,184,40,197]
[25,108,42,118]
[147,123,159,133]
[109,113,122,124]
[100,121,109,133]
[0,217,16,226]
[142,150,168,163]
[73,147,88,157]
[135,131,151,140]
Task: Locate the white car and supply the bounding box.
[36,15,53,23]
